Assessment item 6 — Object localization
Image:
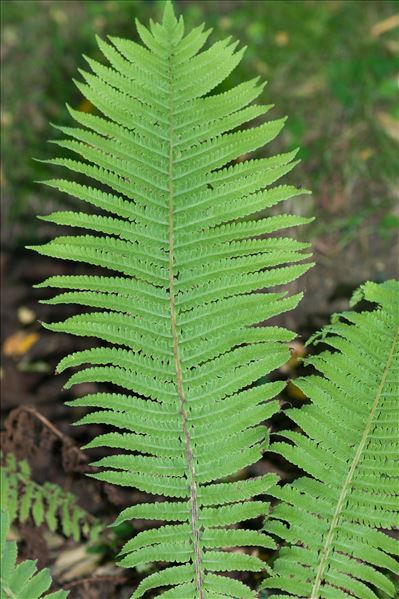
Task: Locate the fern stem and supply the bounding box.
[310,326,399,598]
[167,43,204,598]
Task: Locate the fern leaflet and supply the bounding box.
[1,453,101,542]
[262,280,399,599]
[30,1,312,596]
[0,510,68,599]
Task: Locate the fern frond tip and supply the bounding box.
[162,0,177,26]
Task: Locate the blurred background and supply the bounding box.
[1,1,398,595]
[2,0,398,318]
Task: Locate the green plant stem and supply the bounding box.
[167,43,204,598]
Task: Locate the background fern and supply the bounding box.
[1,510,68,599]
[262,280,399,599]
[1,453,101,543]
[30,1,312,596]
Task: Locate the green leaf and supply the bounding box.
[263,281,399,599]
[0,510,69,598]
[30,0,313,595]
[1,455,99,542]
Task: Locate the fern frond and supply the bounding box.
[1,453,101,542]
[31,1,312,596]
[262,280,399,599]
[0,510,68,599]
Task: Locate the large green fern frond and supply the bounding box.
[0,510,68,599]
[262,280,399,599]
[30,2,312,596]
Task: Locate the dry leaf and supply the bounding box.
[53,545,100,582]
[3,331,39,357]
[371,14,399,37]
[377,111,399,142]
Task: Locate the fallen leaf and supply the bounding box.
[371,14,399,37]
[377,111,399,142]
[53,545,101,582]
[3,331,39,357]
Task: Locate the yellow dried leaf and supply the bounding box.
[3,332,39,357]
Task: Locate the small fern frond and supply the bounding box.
[0,510,68,599]
[31,1,313,596]
[1,453,101,542]
[262,280,399,599]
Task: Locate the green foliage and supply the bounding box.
[262,280,399,598]
[1,453,101,543]
[30,0,312,596]
[0,510,68,599]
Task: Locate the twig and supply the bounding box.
[23,406,66,442]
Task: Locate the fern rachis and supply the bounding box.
[30,1,313,597]
[263,281,399,599]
